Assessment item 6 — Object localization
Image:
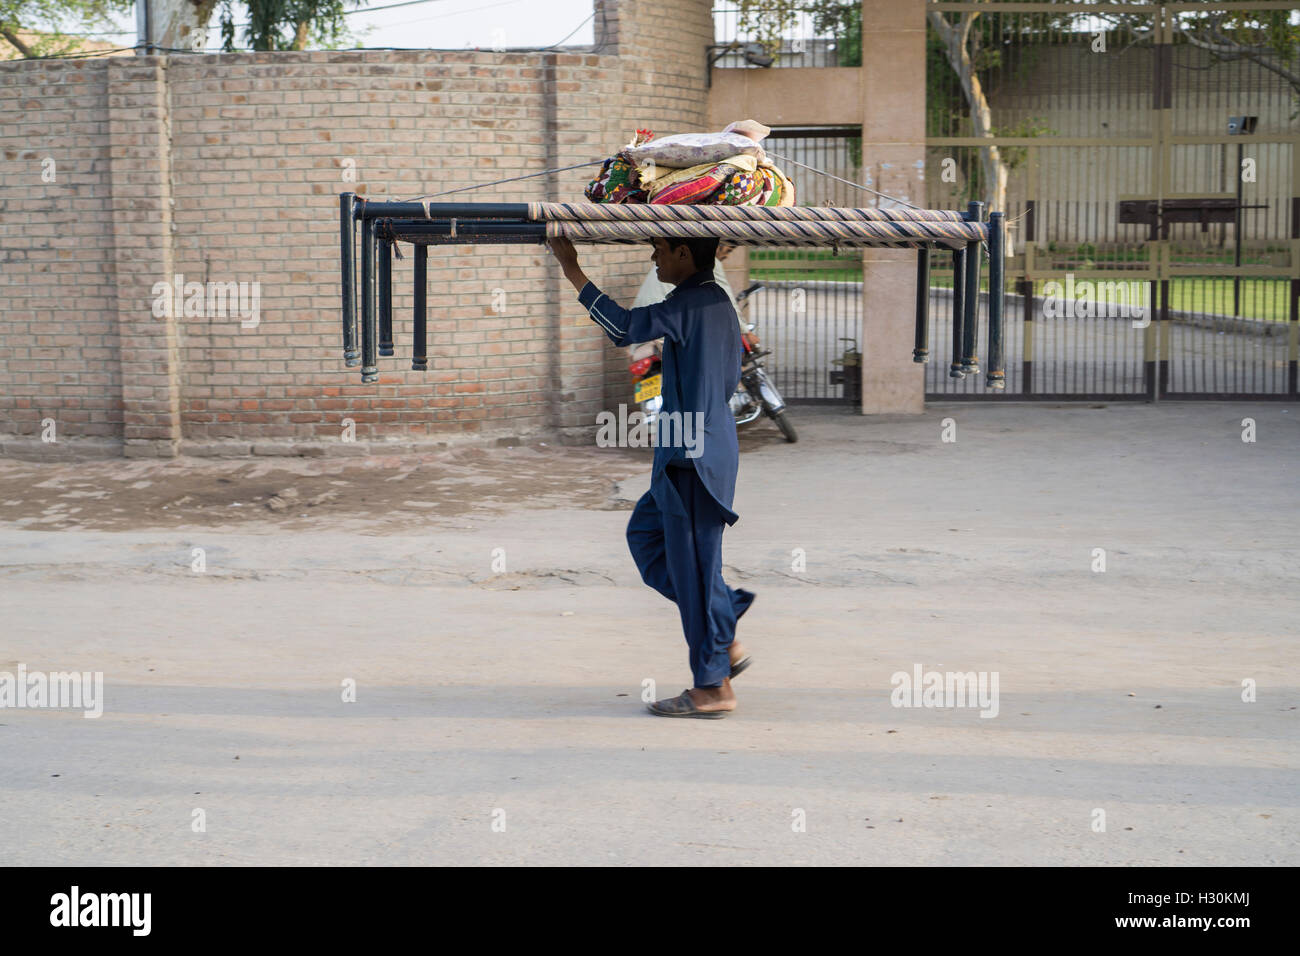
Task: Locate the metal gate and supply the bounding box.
[924,0,1299,400]
[745,126,865,403]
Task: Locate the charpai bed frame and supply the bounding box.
[337,192,1006,389]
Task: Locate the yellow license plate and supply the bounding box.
[634,374,662,403]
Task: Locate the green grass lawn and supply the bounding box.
[749,261,1293,322]
[1159,279,1290,323]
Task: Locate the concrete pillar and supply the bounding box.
[106,57,183,457]
[859,0,927,414]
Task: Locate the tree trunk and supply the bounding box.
[293,20,310,51]
[927,8,1008,214]
[2,28,32,57]
[147,0,220,51]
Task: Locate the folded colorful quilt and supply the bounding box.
[584,152,795,207]
[584,153,648,205]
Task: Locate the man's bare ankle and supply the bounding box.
[692,682,734,703]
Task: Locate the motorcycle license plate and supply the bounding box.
[635,374,662,403]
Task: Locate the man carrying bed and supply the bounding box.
[547,233,756,718]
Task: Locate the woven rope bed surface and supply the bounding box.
[525,201,986,249]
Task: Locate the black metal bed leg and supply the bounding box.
[340,193,359,367]
[360,217,378,384]
[378,236,394,357]
[913,245,930,363]
[986,212,1006,389]
[961,239,981,375]
[961,200,984,374]
[412,244,428,371]
[950,245,966,378]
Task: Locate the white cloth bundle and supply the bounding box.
[624,130,767,170]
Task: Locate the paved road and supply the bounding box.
[1,403,1297,865]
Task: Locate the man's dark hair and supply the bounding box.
[664,235,718,274]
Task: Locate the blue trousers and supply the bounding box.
[626,464,756,688]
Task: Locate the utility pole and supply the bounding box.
[135,0,153,54]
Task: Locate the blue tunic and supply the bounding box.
[577,269,743,526]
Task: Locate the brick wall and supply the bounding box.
[0,59,122,442]
[0,0,716,456]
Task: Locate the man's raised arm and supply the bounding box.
[547,237,688,348]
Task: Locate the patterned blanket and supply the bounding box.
[585,150,795,207]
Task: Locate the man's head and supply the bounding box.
[651,236,719,285]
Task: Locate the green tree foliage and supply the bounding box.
[735,0,860,66]
[1167,6,1299,113]
[218,0,365,51]
[804,0,860,67]
[734,0,799,57]
[0,0,133,57]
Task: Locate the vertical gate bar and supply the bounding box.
[987,212,1005,388]
[1144,208,1160,400]
[340,193,358,367]
[962,200,984,373]
[412,243,428,371]
[1234,140,1243,318]
[378,235,394,357]
[1157,278,1170,399]
[1143,279,1157,399]
[913,245,930,363]
[1152,6,1171,401]
[1021,278,1034,395]
[1290,195,1299,395]
[1023,198,1035,395]
[950,244,966,379]
[1290,274,1299,396]
[360,217,378,384]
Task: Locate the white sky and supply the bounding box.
[71,4,1300,57]
[86,0,600,53]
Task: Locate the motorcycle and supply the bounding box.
[629,282,797,443]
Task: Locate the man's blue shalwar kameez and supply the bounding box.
[577,269,756,688]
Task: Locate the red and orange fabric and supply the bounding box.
[584,138,794,207]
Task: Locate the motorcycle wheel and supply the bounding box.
[770,409,798,443]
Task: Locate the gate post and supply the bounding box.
[857,0,926,413]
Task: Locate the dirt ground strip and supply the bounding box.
[0,443,645,534]
[0,426,792,535]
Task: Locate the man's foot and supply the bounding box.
[688,678,736,713]
[729,641,752,679]
[647,679,736,718]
